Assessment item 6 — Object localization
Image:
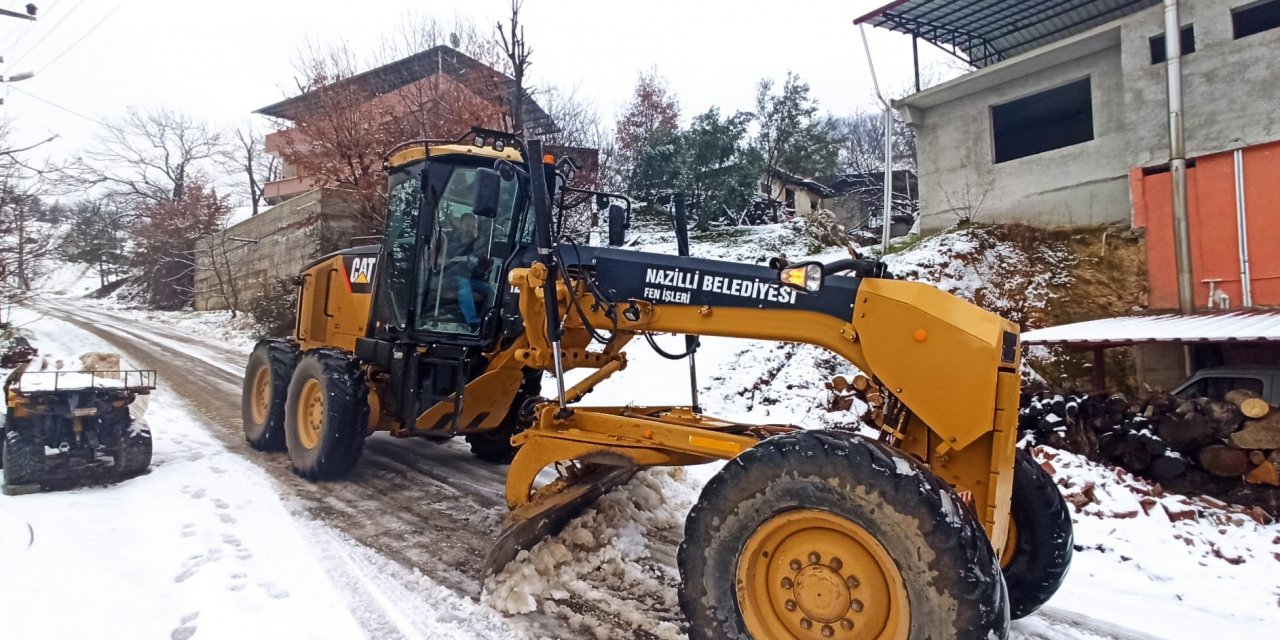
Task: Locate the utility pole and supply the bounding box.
[858,23,895,255]
[1,4,39,104]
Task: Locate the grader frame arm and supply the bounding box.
[499,247,1021,564]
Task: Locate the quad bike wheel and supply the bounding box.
[465,370,541,464]
[2,419,45,495]
[242,340,298,452]
[102,405,153,479]
[679,431,1008,640]
[1001,448,1073,620]
[284,350,368,480]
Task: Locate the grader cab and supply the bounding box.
[241,129,1072,638]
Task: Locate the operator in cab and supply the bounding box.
[444,212,494,332]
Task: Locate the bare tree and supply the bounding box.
[66,107,225,210]
[0,120,58,300]
[377,12,509,72]
[193,219,248,317]
[940,174,994,225]
[224,122,280,217]
[495,0,531,134]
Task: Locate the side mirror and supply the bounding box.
[473,168,502,218]
[607,203,627,247]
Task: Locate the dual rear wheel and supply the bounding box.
[241,341,367,480]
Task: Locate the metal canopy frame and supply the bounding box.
[856,0,1161,73]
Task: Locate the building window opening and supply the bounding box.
[991,78,1093,164]
[1233,0,1280,39]
[1150,25,1195,64]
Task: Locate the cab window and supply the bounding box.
[415,166,519,335]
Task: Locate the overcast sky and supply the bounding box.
[0,0,956,168]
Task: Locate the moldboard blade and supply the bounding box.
[483,466,639,576]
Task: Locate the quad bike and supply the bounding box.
[2,360,156,495]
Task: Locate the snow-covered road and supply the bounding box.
[6,300,1276,639]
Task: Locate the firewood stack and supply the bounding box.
[1020,388,1280,487]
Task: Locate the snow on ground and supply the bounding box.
[483,226,1280,639]
[11,225,1279,639]
[35,261,107,298]
[1032,446,1280,638]
[0,307,368,640]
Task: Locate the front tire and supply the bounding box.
[242,340,298,452]
[284,350,368,480]
[2,420,45,493]
[679,431,1008,640]
[1002,448,1073,619]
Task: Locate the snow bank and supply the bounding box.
[1030,446,1280,638]
[484,468,706,640]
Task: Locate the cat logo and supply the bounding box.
[343,254,378,294]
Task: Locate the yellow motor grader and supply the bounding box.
[241,129,1072,638]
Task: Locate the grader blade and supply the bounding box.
[484,466,638,576]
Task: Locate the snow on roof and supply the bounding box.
[1022,311,1280,347]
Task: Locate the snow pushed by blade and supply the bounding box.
[483,468,711,640]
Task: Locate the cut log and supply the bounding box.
[1156,412,1215,451]
[1149,454,1188,481]
[1099,432,1127,459]
[1120,443,1153,472]
[1105,393,1129,414]
[1225,389,1270,419]
[1244,461,1280,487]
[850,375,871,392]
[1248,450,1267,466]
[1198,444,1251,478]
[1228,412,1280,450]
[1200,399,1245,435]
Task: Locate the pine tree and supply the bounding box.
[753,72,840,199]
[676,108,760,229]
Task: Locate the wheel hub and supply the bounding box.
[737,509,908,639]
[250,367,271,424]
[792,562,851,624]
[296,378,324,450]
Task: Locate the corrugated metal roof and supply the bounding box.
[855,0,1160,68]
[1022,311,1280,347]
[256,45,558,136]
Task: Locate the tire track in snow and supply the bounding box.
[37,302,1163,640]
[33,302,612,639]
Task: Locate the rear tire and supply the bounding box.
[465,371,541,464]
[2,419,45,493]
[284,350,368,480]
[679,431,1008,640]
[242,339,298,452]
[1003,448,1073,619]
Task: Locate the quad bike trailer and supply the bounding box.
[241,128,1073,638]
[3,363,157,495]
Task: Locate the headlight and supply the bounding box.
[780,262,823,293]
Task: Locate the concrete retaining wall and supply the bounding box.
[193,188,362,311]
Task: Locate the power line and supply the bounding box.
[8,0,86,68]
[34,1,126,75]
[6,83,105,126]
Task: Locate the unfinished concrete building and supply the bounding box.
[860,0,1280,389]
